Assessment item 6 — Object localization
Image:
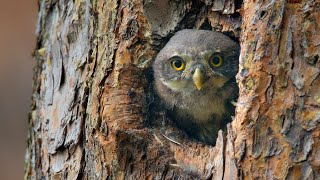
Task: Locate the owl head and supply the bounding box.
[153,29,240,94]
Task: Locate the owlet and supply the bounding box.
[153,29,240,144]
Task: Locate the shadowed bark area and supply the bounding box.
[25,0,319,179]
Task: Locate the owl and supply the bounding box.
[153,29,240,144]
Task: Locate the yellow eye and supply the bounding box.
[171,58,185,71]
[209,54,223,67]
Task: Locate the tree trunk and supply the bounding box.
[25,0,320,179]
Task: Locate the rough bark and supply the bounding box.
[236,0,320,178]
[25,0,320,179]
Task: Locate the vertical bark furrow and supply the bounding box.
[26,0,90,179]
[237,0,320,179]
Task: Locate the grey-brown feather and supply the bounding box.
[153,29,239,144]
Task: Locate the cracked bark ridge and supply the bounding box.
[236,0,320,179]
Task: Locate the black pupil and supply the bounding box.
[174,60,182,68]
[212,56,220,65]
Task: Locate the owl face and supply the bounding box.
[153,30,239,143]
[154,29,239,94]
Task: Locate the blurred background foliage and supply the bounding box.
[0,1,37,179]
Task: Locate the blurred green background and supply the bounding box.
[0,1,37,179]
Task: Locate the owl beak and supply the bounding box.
[192,68,204,90]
